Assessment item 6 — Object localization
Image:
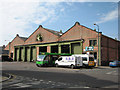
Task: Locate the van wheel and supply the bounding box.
[71,65,74,69]
[56,64,58,67]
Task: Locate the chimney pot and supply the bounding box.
[16,34,19,37]
[39,25,42,28]
[75,22,80,25]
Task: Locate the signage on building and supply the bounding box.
[85,46,94,51]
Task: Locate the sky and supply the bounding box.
[0,0,119,46]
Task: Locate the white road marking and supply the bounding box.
[106,71,117,75]
[69,86,90,88]
[10,83,32,88]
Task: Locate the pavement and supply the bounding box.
[95,66,112,69]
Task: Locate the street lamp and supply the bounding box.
[94,23,100,66]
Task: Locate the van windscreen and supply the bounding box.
[58,57,62,61]
[89,57,94,61]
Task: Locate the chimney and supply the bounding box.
[60,30,62,33]
[16,34,19,37]
[94,29,96,31]
[39,25,43,28]
[75,22,80,25]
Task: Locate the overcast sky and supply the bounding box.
[0,0,119,46]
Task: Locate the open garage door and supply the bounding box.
[71,43,82,54]
[15,48,18,61]
[61,45,70,53]
[39,46,47,52]
[51,45,58,53]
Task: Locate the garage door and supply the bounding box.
[31,47,37,61]
[20,47,24,61]
[71,43,82,54]
[16,48,19,61]
[25,47,30,62]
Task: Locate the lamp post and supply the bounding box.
[94,23,99,66]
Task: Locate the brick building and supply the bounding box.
[4,22,120,66]
[4,34,27,59]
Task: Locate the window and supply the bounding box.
[58,57,62,61]
[93,40,97,46]
[44,56,49,61]
[89,40,97,46]
[82,57,87,61]
[89,40,93,46]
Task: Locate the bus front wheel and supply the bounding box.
[36,64,41,67]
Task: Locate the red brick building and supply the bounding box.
[4,34,27,59]
[4,22,120,66]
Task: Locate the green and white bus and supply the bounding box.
[36,52,72,67]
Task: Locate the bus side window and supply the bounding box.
[58,57,62,61]
[82,57,87,61]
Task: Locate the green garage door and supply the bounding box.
[25,47,30,62]
[20,47,24,61]
[15,48,19,61]
[31,47,37,62]
[16,48,19,61]
[71,43,82,54]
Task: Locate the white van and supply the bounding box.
[72,54,95,67]
[55,56,83,69]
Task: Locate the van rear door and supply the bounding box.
[75,56,83,66]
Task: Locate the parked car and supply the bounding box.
[109,61,120,67]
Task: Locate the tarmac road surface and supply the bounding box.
[1,62,120,89]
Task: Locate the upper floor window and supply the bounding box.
[89,40,97,46]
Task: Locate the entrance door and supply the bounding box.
[75,56,82,66]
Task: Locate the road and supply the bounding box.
[1,62,120,89]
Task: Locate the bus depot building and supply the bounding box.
[4,22,120,66]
